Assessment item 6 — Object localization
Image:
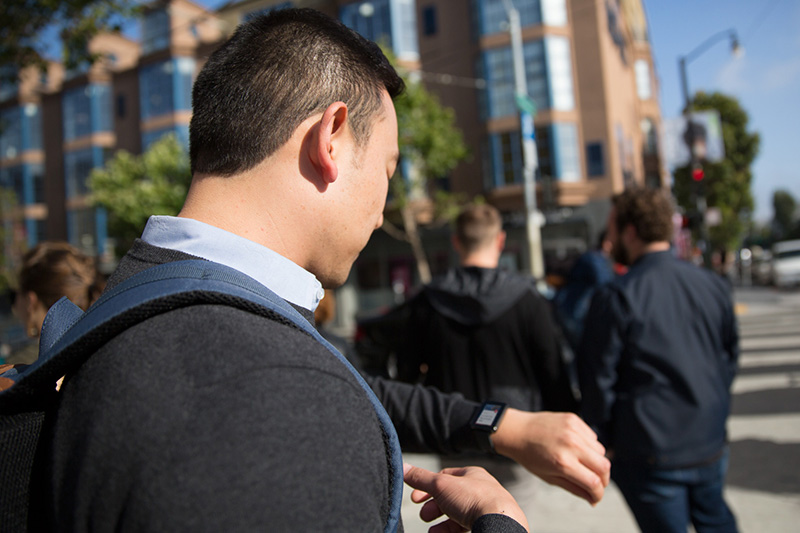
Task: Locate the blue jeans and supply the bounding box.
[612,449,738,533]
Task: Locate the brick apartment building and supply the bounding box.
[0,0,666,322]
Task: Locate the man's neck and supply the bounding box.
[630,241,670,263]
[460,253,499,269]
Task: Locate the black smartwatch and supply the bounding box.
[469,401,506,452]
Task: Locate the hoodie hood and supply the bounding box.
[424,267,536,326]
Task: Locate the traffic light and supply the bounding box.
[692,167,704,181]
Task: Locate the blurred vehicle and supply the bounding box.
[771,240,800,288]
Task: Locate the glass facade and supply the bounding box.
[63,84,112,141]
[541,0,567,26]
[488,122,580,187]
[586,142,605,177]
[483,41,547,118]
[340,0,418,59]
[0,66,18,100]
[67,206,107,254]
[0,104,42,159]
[139,58,195,120]
[482,36,574,119]
[544,36,574,111]
[476,0,542,35]
[635,59,652,100]
[142,9,171,54]
[64,147,107,198]
[551,122,580,182]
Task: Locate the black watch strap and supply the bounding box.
[471,401,506,452]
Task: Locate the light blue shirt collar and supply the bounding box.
[141,216,324,311]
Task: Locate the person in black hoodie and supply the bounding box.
[398,204,578,516]
[399,203,577,414]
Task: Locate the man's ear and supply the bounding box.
[496,230,507,252]
[312,101,349,184]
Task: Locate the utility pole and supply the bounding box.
[678,28,741,268]
[502,0,544,282]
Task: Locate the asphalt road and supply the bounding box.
[400,285,800,532]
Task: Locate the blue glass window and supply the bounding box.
[340,0,418,59]
[30,162,44,203]
[0,107,22,159]
[0,163,42,206]
[341,1,393,45]
[64,147,106,198]
[489,123,578,187]
[476,0,542,36]
[489,126,550,187]
[140,58,195,120]
[586,142,604,177]
[483,40,547,119]
[552,122,580,182]
[423,5,437,36]
[635,59,652,100]
[63,84,111,141]
[0,66,18,100]
[66,206,108,254]
[142,9,170,54]
[24,104,42,151]
[0,165,24,204]
[544,36,574,111]
[541,0,567,26]
[0,104,40,158]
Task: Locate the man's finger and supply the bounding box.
[404,463,438,493]
[420,499,445,522]
[542,474,595,505]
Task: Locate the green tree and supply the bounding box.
[88,134,191,253]
[673,92,760,252]
[382,50,470,283]
[0,0,140,75]
[772,189,797,241]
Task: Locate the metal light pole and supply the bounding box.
[502,0,545,282]
[679,29,742,267]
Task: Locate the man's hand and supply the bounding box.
[491,408,611,505]
[403,463,530,533]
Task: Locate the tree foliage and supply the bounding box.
[673,92,760,252]
[381,48,470,282]
[771,189,800,241]
[0,0,140,75]
[88,134,191,252]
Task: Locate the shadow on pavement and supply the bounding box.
[736,363,800,378]
[727,439,800,495]
[731,387,800,416]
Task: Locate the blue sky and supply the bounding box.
[645,0,800,222]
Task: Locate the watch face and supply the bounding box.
[472,402,506,431]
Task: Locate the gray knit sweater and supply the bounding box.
[47,240,525,532]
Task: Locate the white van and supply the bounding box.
[771,240,800,288]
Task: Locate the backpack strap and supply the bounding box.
[3,259,403,533]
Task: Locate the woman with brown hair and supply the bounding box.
[3,242,105,369]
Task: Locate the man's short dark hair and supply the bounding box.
[612,188,674,244]
[455,204,502,254]
[190,8,405,176]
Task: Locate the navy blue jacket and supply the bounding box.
[577,251,739,468]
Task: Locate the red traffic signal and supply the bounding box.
[692,168,705,181]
